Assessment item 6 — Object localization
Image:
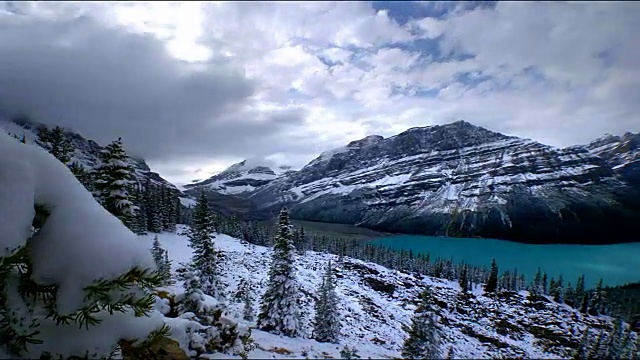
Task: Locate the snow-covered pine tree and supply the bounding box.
[402,287,442,359]
[68,161,94,191]
[589,330,607,359]
[133,185,148,235]
[239,280,255,322]
[188,191,224,300]
[143,182,161,233]
[446,346,455,360]
[174,266,249,356]
[313,260,341,343]
[159,186,177,232]
[574,275,586,309]
[36,126,75,165]
[0,132,168,358]
[512,268,519,291]
[554,275,565,303]
[484,258,499,294]
[151,235,171,286]
[93,137,139,232]
[576,327,590,360]
[458,265,470,293]
[607,318,638,359]
[257,207,302,337]
[161,249,173,286]
[529,268,543,299]
[590,278,607,315]
[339,345,361,359]
[549,277,558,299]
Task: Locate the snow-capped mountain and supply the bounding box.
[0,114,177,190]
[248,121,640,244]
[184,158,294,195]
[149,227,632,359]
[584,132,640,185]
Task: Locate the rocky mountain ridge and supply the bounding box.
[184,159,295,195]
[246,121,640,244]
[0,115,177,190]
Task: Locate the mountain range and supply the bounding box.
[189,120,640,245]
[4,113,638,245]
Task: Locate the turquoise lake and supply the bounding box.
[370,235,640,288]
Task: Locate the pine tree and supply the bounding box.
[313,261,341,343]
[555,275,565,303]
[93,138,138,231]
[161,249,173,285]
[512,268,519,291]
[188,192,224,300]
[530,268,542,298]
[589,330,606,359]
[574,275,586,309]
[458,265,470,293]
[36,126,75,164]
[607,318,636,359]
[133,186,148,235]
[446,346,455,360]
[151,235,171,286]
[240,280,255,322]
[484,258,499,294]
[549,277,558,299]
[0,134,168,358]
[402,288,442,359]
[590,278,607,315]
[68,161,93,191]
[576,327,590,360]
[257,208,302,337]
[340,345,361,359]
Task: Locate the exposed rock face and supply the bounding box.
[185,159,294,196]
[249,121,640,244]
[585,132,640,185]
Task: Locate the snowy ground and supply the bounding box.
[142,227,620,359]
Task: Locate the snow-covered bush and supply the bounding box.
[171,266,253,357]
[0,132,167,358]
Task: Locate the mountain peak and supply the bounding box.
[222,157,292,176]
[184,157,294,195]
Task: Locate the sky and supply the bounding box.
[0,1,639,185]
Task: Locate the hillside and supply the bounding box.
[0,114,177,190]
[146,226,635,359]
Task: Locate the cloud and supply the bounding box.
[0,4,313,167]
[1,1,638,185]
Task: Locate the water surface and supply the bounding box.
[370,235,640,288]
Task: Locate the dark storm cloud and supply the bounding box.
[0,12,309,161]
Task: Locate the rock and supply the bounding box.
[272,347,294,355]
[121,336,189,360]
[363,276,396,295]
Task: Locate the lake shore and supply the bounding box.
[288,219,398,241]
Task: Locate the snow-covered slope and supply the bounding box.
[249,121,640,244]
[145,227,629,359]
[0,115,178,190]
[185,159,294,196]
[584,132,640,186]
